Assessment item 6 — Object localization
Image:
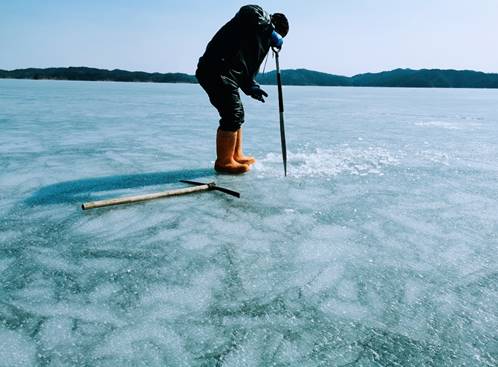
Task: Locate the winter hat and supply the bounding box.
[271,13,289,37]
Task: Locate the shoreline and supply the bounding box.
[2,67,498,89]
[2,77,498,90]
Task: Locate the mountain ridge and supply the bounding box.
[1,66,498,88]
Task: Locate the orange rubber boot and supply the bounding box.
[233,128,256,166]
[214,129,250,174]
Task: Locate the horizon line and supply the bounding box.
[1,66,498,78]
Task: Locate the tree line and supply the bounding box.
[2,67,498,88]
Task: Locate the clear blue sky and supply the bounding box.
[1,0,497,76]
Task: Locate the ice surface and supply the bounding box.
[1,80,498,366]
[0,329,36,367]
[255,146,399,177]
[414,120,477,130]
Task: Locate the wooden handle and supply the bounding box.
[82,184,211,210]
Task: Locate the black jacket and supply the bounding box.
[197,5,273,93]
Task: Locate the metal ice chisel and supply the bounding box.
[274,48,287,176]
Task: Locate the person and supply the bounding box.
[196,5,289,174]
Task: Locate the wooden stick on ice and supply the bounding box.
[81,180,239,210]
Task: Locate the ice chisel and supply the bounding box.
[274,48,287,176]
[81,180,239,210]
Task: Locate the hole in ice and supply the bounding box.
[254,146,399,178]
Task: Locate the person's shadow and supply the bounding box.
[25,168,214,207]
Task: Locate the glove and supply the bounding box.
[270,30,283,49]
[246,85,268,103]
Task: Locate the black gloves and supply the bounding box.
[245,85,268,103]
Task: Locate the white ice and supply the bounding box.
[1,80,498,366]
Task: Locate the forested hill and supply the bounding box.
[257,68,498,88]
[0,67,197,84]
[2,67,498,88]
[257,69,351,86]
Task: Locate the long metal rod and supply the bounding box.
[82,184,212,210]
[274,50,287,176]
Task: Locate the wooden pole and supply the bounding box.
[82,184,212,210]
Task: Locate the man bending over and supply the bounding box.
[196,5,289,174]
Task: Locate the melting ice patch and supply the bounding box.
[255,146,399,177]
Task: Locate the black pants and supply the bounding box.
[196,69,244,132]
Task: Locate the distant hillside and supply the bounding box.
[1,66,498,88]
[257,68,498,88]
[0,67,196,84]
[350,68,498,88]
[257,69,350,86]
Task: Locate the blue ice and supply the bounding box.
[1,79,498,366]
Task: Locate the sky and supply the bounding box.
[1,0,497,76]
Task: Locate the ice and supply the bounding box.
[93,324,186,360]
[255,146,399,178]
[11,301,125,327]
[140,268,221,317]
[39,317,75,349]
[0,258,14,274]
[415,120,467,129]
[1,80,498,365]
[320,298,370,320]
[0,329,36,367]
[302,264,345,294]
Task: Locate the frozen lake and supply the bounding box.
[1,79,497,366]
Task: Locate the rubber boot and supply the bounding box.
[233,128,256,166]
[215,129,250,174]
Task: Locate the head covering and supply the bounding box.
[271,13,289,37]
